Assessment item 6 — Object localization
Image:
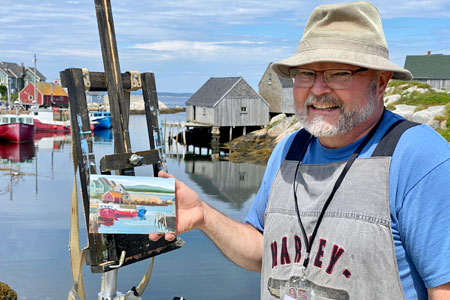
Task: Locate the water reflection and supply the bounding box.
[34,131,71,151]
[0,132,71,201]
[0,141,35,162]
[93,128,113,143]
[185,158,265,209]
[0,141,35,199]
[0,114,261,300]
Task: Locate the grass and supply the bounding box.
[386,81,450,141]
[388,80,431,89]
[399,92,450,109]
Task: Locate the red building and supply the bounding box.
[19,82,69,107]
[102,191,124,204]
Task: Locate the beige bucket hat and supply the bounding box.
[272,1,412,80]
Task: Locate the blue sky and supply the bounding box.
[1,0,449,93]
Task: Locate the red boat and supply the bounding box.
[0,114,35,142]
[98,203,138,219]
[29,108,71,132]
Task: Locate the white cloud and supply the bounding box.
[131,40,268,57]
[41,49,101,58]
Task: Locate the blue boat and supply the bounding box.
[89,111,112,129]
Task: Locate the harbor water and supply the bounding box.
[0,111,264,299]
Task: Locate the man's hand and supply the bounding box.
[148,170,205,242]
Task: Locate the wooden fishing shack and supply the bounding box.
[258,62,295,117]
[185,77,269,144]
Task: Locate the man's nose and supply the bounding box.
[310,72,332,96]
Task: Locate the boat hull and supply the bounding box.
[93,117,112,129]
[0,123,35,142]
[33,119,70,132]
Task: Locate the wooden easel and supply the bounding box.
[60,0,183,298]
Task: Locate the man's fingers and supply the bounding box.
[158,170,174,178]
[148,232,177,242]
[148,233,164,241]
[165,232,177,241]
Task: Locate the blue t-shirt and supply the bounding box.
[246,110,450,299]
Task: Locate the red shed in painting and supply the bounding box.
[19,82,69,107]
[102,191,124,204]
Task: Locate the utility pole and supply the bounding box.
[33,54,37,106]
[6,66,11,112]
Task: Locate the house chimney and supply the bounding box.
[20,62,24,75]
[427,51,431,56]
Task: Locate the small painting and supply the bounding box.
[89,175,176,234]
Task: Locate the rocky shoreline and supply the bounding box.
[224,113,301,164]
[0,282,17,300]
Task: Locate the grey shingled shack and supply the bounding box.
[258,63,295,116]
[186,77,269,127]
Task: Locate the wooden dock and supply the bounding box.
[162,120,260,146]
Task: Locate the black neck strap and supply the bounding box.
[292,112,385,271]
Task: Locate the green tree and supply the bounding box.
[0,85,6,97]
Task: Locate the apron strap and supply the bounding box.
[286,129,313,160]
[371,119,419,157]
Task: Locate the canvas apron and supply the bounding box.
[261,120,416,300]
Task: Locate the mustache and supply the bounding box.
[304,94,344,110]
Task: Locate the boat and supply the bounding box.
[89,111,112,129]
[29,107,71,132]
[98,203,116,220]
[98,203,138,219]
[0,114,35,142]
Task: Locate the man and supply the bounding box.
[151,2,450,299]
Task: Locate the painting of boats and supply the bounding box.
[89,174,176,234]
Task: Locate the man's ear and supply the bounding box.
[377,71,393,99]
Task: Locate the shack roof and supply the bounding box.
[404,54,450,79]
[36,82,68,97]
[186,77,242,107]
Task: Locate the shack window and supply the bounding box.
[240,106,247,113]
[29,95,33,100]
[268,72,272,85]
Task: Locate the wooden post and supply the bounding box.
[163,117,167,143]
[94,0,132,165]
[141,72,165,174]
[243,126,247,136]
[211,126,220,161]
[229,126,233,141]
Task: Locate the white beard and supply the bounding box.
[295,80,378,137]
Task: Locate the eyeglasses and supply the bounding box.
[289,67,369,90]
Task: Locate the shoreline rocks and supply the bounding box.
[0,282,17,300]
